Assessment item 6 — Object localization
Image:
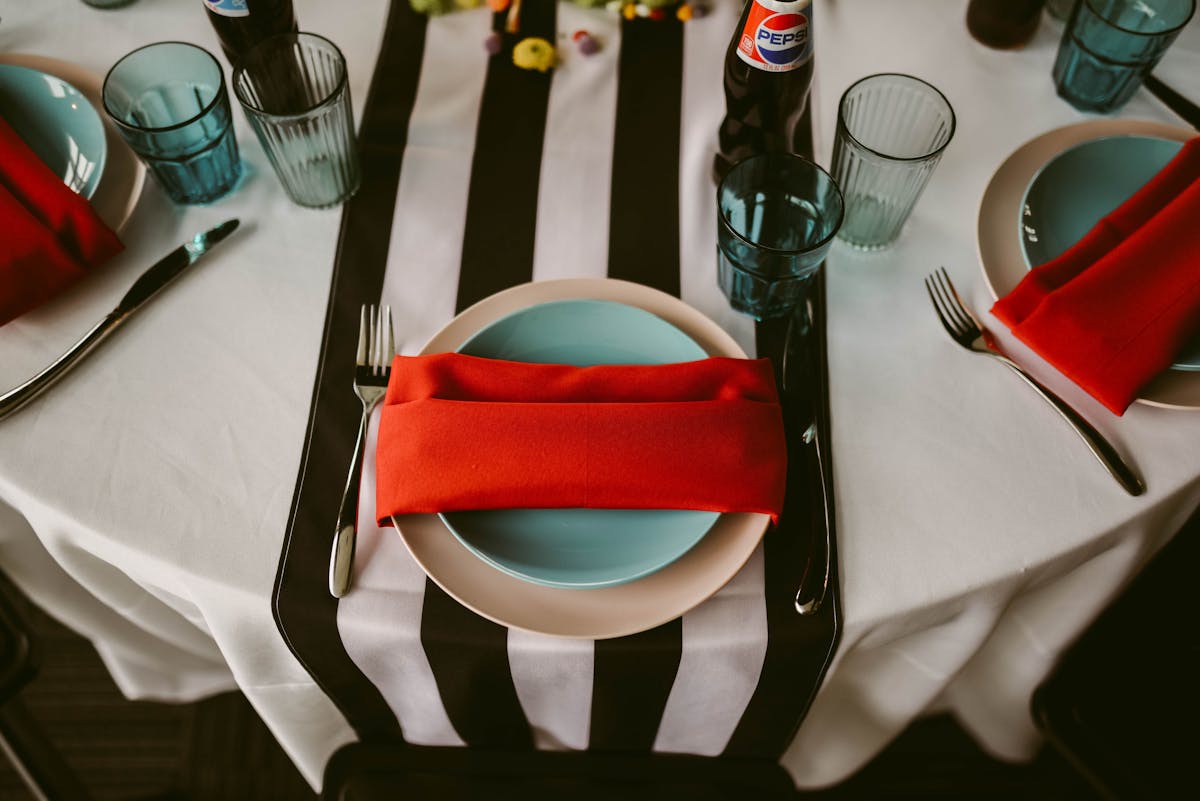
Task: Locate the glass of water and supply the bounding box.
[830,73,955,250]
[102,42,242,205]
[232,32,361,209]
[1053,0,1195,113]
[716,153,843,320]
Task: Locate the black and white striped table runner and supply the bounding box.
[274,0,839,761]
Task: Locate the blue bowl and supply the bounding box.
[0,64,106,199]
[1020,135,1199,371]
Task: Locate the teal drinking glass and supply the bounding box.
[232,32,361,209]
[1053,0,1196,113]
[102,42,242,205]
[716,153,844,320]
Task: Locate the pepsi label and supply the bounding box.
[204,0,250,17]
[736,0,813,73]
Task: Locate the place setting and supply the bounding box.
[346,278,782,639]
[0,15,366,416]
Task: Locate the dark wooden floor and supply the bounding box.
[0,599,1103,801]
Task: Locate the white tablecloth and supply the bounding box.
[1,0,1198,790]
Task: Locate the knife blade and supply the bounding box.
[782,296,833,616]
[0,219,241,422]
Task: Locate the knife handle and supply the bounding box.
[0,313,124,423]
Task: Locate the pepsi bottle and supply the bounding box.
[713,0,815,182]
[202,0,298,66]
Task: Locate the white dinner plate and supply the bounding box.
[391,278,773,639]
[0,53,145,233]
[976,119,1198,410]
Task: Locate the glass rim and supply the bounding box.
[836,72,957,163]
[1081,0,1196,37]
[102,41,227,135]
[232,31,349,119]
[716,153,845,258]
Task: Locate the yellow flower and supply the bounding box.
[513,37,556,73]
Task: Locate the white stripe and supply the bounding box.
[509,629,595,750]
[654,543,768,754]
[532,4,621,282]
[339,410,465,746]
[338,10,494,749]
[380,9,491,356]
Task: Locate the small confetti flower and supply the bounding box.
[513,36,556,72]
[484,30,503,55]
[576,32,600,55]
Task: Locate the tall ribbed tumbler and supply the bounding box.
[232,33,360,209]
[831,74,956,249]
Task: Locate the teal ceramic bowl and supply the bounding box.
[441,299,720,590]
[1020,135,1199,371]
[0,64,106,199]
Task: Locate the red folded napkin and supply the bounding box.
[375,353,787,524]
[991,136,1200,414]
[0,116,124,326]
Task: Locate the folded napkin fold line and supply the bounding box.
[375,353,788,525]
[0,117,124,327]
[384,352,781,405]
[993,136,1200,330]
[990,135,1200,415]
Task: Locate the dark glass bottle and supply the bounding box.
[713,0,816,183]
[966,0,1046,50]
[202,0,299,65]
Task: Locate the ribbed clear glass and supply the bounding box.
[831,74,955,249]
[232,33,360,209]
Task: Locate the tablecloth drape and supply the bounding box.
[1,0,1199,792]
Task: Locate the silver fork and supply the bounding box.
[924,268,1145,497]
[329,304,395,597]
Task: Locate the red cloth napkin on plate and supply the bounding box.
[0,116,124,326]
[375,353,787,524]
[991,136,1200,414]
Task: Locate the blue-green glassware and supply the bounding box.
[102,42,242,204]
[1053,0,1196,113]
[232,32,361,209]
[716,153,844,320]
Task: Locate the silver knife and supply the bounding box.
[0,219,240,422]
[782,297,833,616]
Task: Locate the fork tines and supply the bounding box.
[925,267,980,341]
[357,304,394,380]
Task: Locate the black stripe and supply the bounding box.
[588,622,682,751]
[606,17,684,296]
[454,1,557,311]
[589,17,686,753]
[271,0,426,738]
[726,149,843,755]
[419,0,560,749]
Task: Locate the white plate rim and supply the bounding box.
[391,277,772,639]
[0,53,145,233]
[976,119,1198,410]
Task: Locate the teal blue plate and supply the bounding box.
[0,64,106,199]
[440,299,720,590]
[1019,135,1199,371]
